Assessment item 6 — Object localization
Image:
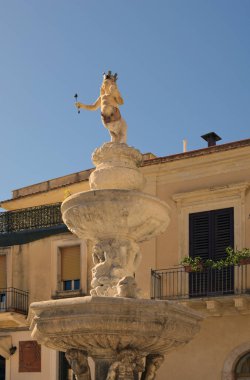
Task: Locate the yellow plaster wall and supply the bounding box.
[11,237,58,303]
[136,147,250,296]
[157,315,250,380]
[7,331,57,380]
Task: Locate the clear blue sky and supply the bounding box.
[0,0,249,204]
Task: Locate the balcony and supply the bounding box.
[0,288,28,314]
[0,203,63,233]
[151,264,250,316]
[0,288,29,329]
[0,203,68,246]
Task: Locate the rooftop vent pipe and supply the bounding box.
[201,132,222,147]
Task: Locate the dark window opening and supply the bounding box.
[63,279,80,291]
[0,356,5,380]
[189,207,234,297]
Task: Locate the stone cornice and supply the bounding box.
[179,295,250,317]
[172,182,250,206]
[142,145,250,184]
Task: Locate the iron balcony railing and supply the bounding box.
[151,264,250,300]
[0,288,29,314]
[0,203,63,233]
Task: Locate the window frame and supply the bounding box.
[51,235,87,297]
[173,183,248,264]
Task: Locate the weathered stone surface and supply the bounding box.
[62,187,170,297]
[62,140,171,297]
[61,190,170,243]
[65,349,91,380]
[90,240,141,297]
[141,354,164,380]
[90,143,145,191]
[29,296,202,358]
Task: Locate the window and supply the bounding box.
[235,352,250,379]
[51,237,87,297]
[60,245,80,291]
[189,207,234,296]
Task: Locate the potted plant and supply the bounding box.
[226,247,250,265]
[204,253,234,270]
[180,256,203,272]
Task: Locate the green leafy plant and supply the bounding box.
[204,258,231,270]
[180,256,203,272]
[225,247,250,265]
[180,247,250,272]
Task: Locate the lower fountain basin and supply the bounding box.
[61,189,171,242]
[29,296,202,359]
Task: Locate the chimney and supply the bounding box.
[201,132,222,147]
[183,139,187,152]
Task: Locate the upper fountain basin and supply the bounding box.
[61,189,170,242]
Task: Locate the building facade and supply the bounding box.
[0,137,250,380]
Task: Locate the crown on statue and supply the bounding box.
[103,70,118,82]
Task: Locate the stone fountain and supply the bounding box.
[29,72,202,380]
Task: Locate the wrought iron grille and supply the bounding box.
[0,203,63,233]
[151,265,250,300]
[0,288,29,314]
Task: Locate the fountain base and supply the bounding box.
[29,296,202,379]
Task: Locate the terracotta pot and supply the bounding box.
[183,264,203,273]
[239,258,250,265]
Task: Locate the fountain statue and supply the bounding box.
[29,72,202,380]
[76,71,127,143]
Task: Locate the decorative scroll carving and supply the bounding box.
[65,349,91,380]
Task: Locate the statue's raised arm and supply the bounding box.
[75,71,127,143]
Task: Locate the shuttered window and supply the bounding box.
[0,256,6,289]
[189,208,234,296]
[60,246,80,291]
[189,208,234,261]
